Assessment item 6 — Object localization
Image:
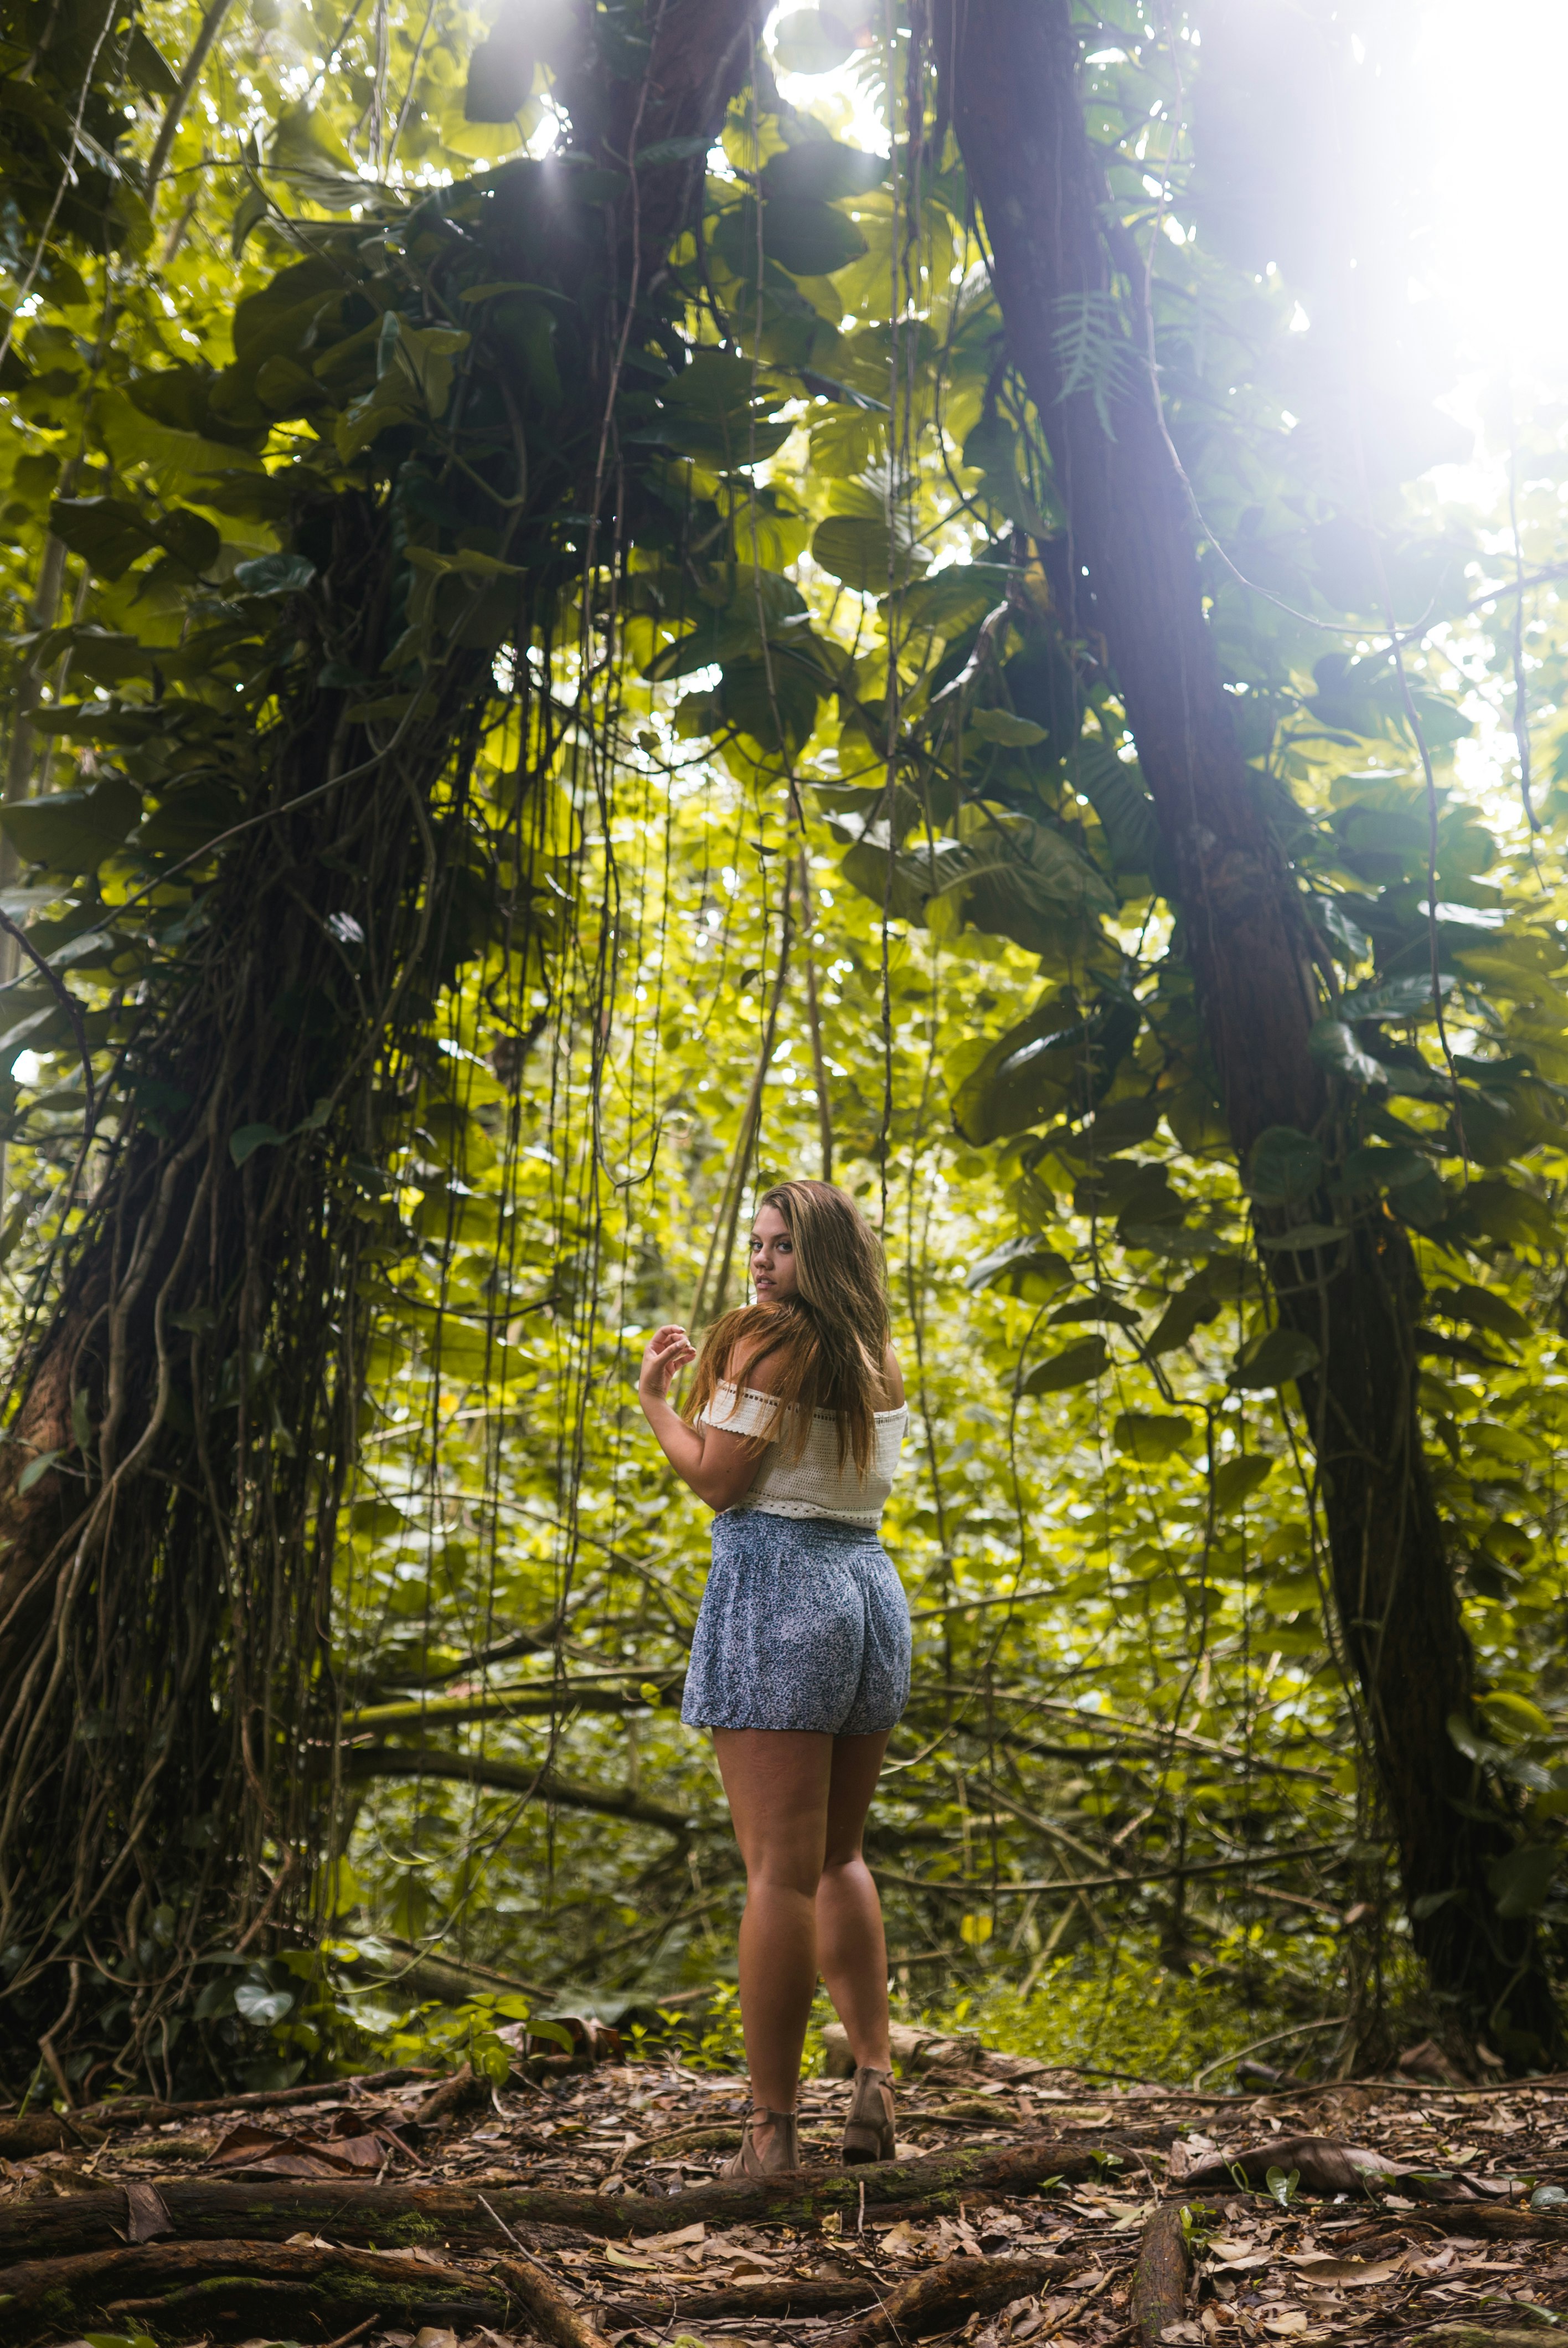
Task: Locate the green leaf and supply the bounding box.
[1265,2164,1300,2210]
[48,495,158,581]
[1255,1223,1348,1251]
[812,514,926,593]
[464,23,535,121]
[963,1237,1071,1302]
[1246,1125,1324,1206]
[1340,973,1454,1020]
[970,707,1048,748]
[1488,1843,1557,1920]
[233,554,317,596]
[760,140,886,204]
[634,134,715,167]
[1146,1284,1219,1357]
[17,1449,63,1494]
[233,1979,296,2023]
[772,6,857,73]
[1019,1335,1110,1394]
[230,1122,285,1166]
[715,195,868,281]
[1211,1455,1276,1513]
[0,777,142,873]
[1335,1143,1432,1193]
[1113,1413,1193,1464]
[1228,1327,1321,1392]
[1309,1017,1398,1089]
[126,26,180,95]
[1427,1283,1531,1345]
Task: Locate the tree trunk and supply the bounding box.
[936,0,1562,2062]
[0,0,772,2095]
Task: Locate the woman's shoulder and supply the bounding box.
[722,1306,787,1394]
[877,1341,906,1411]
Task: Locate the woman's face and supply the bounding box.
[749,1203,800,1302]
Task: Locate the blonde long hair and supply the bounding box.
[684,1180,890,1471]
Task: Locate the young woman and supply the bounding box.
[638,1179,911,2176]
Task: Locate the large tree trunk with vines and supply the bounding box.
[0,0,770,2097]
[936,0,1562,2062]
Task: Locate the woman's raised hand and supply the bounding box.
[639,1323,696,1403]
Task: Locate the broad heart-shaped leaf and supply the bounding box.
[643,606,766,684]
[896,563,1011,641]
[231,255,343,371]
[717,653,823,753]
[1113,1412,1193,1464]
[233,553,317,596]
[772,6,856,73]
[232,1979,296,2025]
[963,1237,1071,1301]
[1488,1842,1559,1920]
[1427,1281,1531,1345]
[465,23,535,121]
[812,514,926,593]
[1211,1454,1275,1513]
[48,495,159,581]
[1340,972,1454,1020]
[0,777,141,873]
[1228,1325,1321,1393]
[1246,1125,1324,1206]
[760,139,886,204]
[713,194,868,281]
[96,389,266,490]
[1309,1017,1395,1089]
[1069,738,1161,876]
[1019,1334,1109,1395]
[952,996,1138,1147]
[1335,1142,1431,1193]
[843,807,1115,957]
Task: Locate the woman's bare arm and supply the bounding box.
[637,1324,776,1512]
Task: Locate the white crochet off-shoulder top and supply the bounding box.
[696,1378,907,1527]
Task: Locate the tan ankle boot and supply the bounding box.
[842,2063,896,2164]
[724,2105,800,2175]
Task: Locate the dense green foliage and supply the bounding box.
[3,0,1568,2095]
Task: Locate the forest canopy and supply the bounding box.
[2,0,1568,2107]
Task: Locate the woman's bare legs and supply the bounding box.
[713,1727,893,2156]
[816,1733,894,2072]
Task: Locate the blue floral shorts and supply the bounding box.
[682,1508,911,1736]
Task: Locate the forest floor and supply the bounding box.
[3,2027,1568,2347]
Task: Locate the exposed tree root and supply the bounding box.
[1178,2135,1497,2200]
[0,2239,512,2346]
[819,2253,1079,2345]
[1133,2203,1199,2348]
[75,2068,436,2131]
[0,2135,1114,2262]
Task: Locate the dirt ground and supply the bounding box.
[3,2027,1567,2346]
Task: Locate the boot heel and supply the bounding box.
[841,2063,896,2165]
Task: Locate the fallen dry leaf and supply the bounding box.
[1289,2255,1404,2285]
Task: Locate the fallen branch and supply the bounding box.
[821,2254,1079,2346]
[338,1745,694,1837]
[76,2066,436,2131]
[0,2112,82,2158]
[1175,2135,1491,2202]
[0,2238,512,2347]
[1133,2203,1197,2348]
[0,2137,1130,2263]
[608,2274,901,2323]
[492,2252,610,2348]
